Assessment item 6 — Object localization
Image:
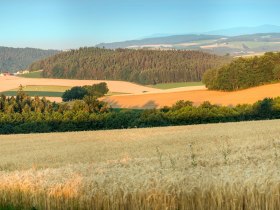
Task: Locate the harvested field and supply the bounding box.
[0,76,206,103]
[3,76,280,109]
[104,82,280,109]
[0,120,280,209]
[0,76,157,94]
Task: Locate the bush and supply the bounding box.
[62,83,109,102]
[62,87,87,102]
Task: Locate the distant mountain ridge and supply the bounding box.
[96,26,280,56]
[0,47,60,73]
[206,24,280,36]
[96,34,224,49]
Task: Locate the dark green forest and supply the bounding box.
[1,88,280,134]
[0,47,59,72]
[29,47,230,84]
[203,52,280,91]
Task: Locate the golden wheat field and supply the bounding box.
[1,120,280,209]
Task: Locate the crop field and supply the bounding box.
[1,86,129,98]
[1,85,70,98]
[2,91,64,97]
[151,82,204,89]
[0,76,157,94]
[104,82,280,109]
[3,76,280,109]
[0,120,280,209]
[15,85,70,92]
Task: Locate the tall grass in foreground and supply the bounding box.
[0,120,280,209]
[1,163,280,210]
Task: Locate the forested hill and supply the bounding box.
[29,47,231,84]
[0,47,59,72]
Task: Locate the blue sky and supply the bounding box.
[0,0,280,49]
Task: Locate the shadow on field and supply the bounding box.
[104,97,158,109]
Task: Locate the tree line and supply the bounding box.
[0,88,280,134]
[203,52,280,91]
[29,47,230,85]
[0,47,59,72]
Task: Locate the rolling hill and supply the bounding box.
[206,24,280,36]
[96,34,224,49]
[0,47,59,72]
[96,32,280,56]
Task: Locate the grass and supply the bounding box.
[2,89,128,98]
[2,91,63,97]
[150,81,204,89]
[0,120,280,209]
[9,85,70,92]
[18,71,43,78]
[2,86,129,98]
[1,85,71,97]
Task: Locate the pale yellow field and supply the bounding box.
[0,76,206,103]
[0,120,280,209]
[0,76,157,94]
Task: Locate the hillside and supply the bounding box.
[0,47,59,72]
[203,52,280,91]
[0,120,280,209]
[29,47,230,85]
[96,33,280,56]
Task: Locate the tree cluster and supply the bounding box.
[0,86,110,115]
[62,82,109,102]
[29,47,230,85]
[203,52,280,91]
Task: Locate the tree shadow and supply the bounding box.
[103,97,158,109]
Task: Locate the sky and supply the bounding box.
[0,0,280,49]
